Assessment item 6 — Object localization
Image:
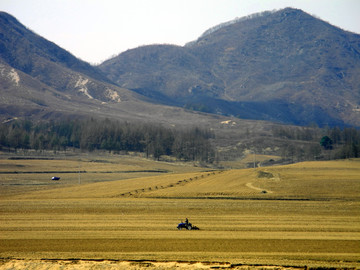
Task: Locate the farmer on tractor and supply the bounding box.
[177,218,199,230]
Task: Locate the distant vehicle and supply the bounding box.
[51,176,60,181]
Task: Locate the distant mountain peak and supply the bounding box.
[198,9,278,40]
[100,7,360,127]
[1,9,359,127]
[0,11,109,83]
[0,11,148,122]
[0,11,21,24]
[186,8,311,47]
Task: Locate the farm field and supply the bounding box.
[0,155,359,269]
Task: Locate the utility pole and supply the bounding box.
[253,151,256,170]
[78,160,81,184]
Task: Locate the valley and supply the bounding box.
[1,7,360,269]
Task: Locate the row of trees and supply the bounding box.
[273,125,360,160]
[0,119,215,162]
[1,118,358,164]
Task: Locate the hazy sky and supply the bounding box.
[1,0,359,64]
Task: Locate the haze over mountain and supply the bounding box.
[0,8,359,128]
[100,8,360,127]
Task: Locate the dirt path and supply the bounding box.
[246,182,273,193]
[0,259,304,270]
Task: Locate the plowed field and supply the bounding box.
[0,156,359,269]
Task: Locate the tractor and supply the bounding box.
[177,221,200,230]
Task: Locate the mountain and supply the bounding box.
[1,8,359,129]
[0,11,223,127]
[3,10,359,162]
[99,8,360,127]
[0,11,137,103]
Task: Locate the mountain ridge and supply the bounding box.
[0,11,234,128]
[1,9,359,127]
[99,8,360,127]
[3,8,281,159]
[0,11,108,83]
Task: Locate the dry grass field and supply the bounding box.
[0,155,359,269]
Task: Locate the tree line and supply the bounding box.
[0,118,215,162]
[272,125,360,160]
[1,118,358,164]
